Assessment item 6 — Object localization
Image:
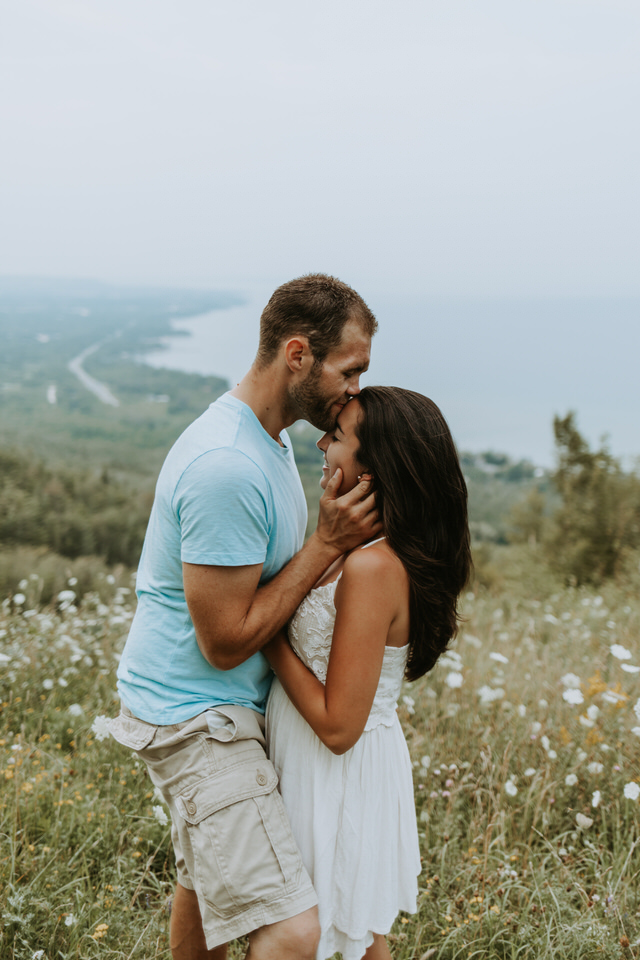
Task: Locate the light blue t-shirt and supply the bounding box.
[117,393,307,724]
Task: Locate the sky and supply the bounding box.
[1,0,639,297]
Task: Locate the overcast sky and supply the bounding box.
[1,0,639,296]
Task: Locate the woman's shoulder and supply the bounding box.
[341,540,407,586]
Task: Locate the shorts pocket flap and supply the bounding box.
[176,760,278,824]
[108,713,158,751]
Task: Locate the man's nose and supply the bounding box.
[317,433,330,452]
[346,377,361,396]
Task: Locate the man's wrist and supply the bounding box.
[304,530,342,568]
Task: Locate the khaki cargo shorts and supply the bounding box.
[109,703,317,949]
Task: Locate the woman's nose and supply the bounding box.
[317,433,330,453]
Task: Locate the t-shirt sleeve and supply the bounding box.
[173,449,270,566]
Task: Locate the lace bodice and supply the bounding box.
[288,578,408,732]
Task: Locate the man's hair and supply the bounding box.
[256,274,377,366]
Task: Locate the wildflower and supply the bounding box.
[524,768,536,777]
[634,699,640,722]
[621,664,640,673]
[445,671,463,689]
[463,633,482,648]
[32,952,45,959]
[153,805,169,825]
[489,652,509,664]
[57,590,76,603]
[42,679,54,691]
[91,923,109,940]
[58,677,68,687]
[68,577,78,586]
[13,593,26,605]
[632,727,640,737]
[531,721,542,735]
[68,704,83,717]
[601,687,628,705]
[541,735,551,752]
[563,688,584,705]
[610,644,631,660]
[561,673,582,689]
[517,704,526,717]
[548,749,558,759]
[91,716,112,742]
[587,704,600,721]
[592,790,601,808]
[477,685,504,704]
[565,774,578,786]
[538,699,548,709]
[576,749,588,762]
[623,782,640,801]
[65,914,76,926]
[587,762,604,774]
[505,779,518,797]
[576,813,593,829]
[544,613,559,624]
[401,695,415,715]
[420,756,431,770]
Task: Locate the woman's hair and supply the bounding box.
[355,386,472,681]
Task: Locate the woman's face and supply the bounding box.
[316,398,366,496]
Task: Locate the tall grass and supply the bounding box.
[1,551,639,958]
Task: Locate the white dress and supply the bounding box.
[265,560,421,960]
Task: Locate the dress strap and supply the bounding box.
[359,536,386,550]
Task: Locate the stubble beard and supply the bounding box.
[290,363,339,433]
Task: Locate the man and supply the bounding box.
[110,274,380,959]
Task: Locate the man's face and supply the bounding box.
[291,318,371,432]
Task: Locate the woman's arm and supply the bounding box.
[265,547,404,755]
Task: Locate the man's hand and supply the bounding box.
[315,469,382,554]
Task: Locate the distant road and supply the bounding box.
[67,340,120,407]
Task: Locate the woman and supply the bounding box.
[265,386,472,960]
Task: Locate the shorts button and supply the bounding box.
[185,800,197,816]
[256,772,268,786]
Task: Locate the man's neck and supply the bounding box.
[230,364,297,444]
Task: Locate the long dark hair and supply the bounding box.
[355,386,472,681]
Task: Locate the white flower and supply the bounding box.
[544,613,559,625]
[0,653,11,664]
[561,673,582,689]
[587,762,604,774]
[65,913,76,926]
[602,689,626,704]
[563,688,584,705]
[624,782,640,801]
[634,698,640,722]
[621,664,640,674]
[538,699,548,709]
[632,727,640,738]
[504,780,518,797]
[420,756,431,770]
[541,735,551,752]
[489,652,509,664]
[576,813,593,830]
[13,593,26,605]
[32,952,45,960]
[68,577,78,586]
[548,749,558,759]
[531,721,542,735]
[611,644,632,660]
[565,773,578,786]
[57,590,76,603]
[587,704,600,721]
[477,685,504,704]
[463,633,482,648]
[592,790,601,808]
[517,704,526,717]
[91,715,112,742]
[445,671,463,689]
[576,749,588,762]
[42,679,54,691]
[68,704,83,717]
[524,768,536,777]
[153,805,169,825]
[58,677,68,688]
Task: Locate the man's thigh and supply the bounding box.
[110,705,317,950]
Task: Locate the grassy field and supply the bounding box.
[2,548,640,959]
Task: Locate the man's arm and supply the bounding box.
[183,468,381,670]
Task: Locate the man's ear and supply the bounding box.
[283,336,313,374]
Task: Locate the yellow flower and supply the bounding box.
[91,923,109,940]
[586,671,608,697]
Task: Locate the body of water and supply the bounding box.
[143,286,640,467]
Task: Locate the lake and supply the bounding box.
[143,286,640,467]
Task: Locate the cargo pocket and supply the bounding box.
[176,752,301,919]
